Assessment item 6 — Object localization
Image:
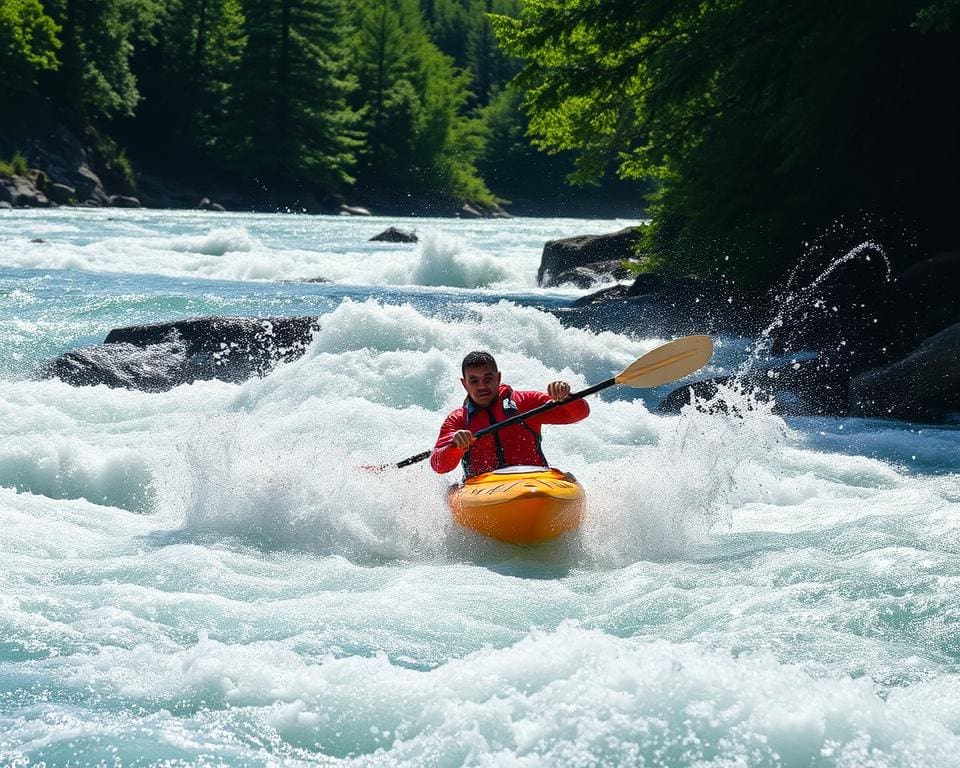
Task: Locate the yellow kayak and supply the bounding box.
[448,466,585,545]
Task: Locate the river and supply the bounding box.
[1,208,959,766]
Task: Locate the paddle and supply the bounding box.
[364,334,713,472]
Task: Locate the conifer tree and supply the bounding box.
[229,0,358,188]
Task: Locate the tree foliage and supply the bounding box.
[352,0,491,201]
[0,0,60,104]
[495,0,960,285]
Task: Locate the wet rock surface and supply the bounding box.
[43,316,319,392]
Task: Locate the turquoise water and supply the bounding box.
[1,208,959,766]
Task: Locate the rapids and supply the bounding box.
[1,208,959,766]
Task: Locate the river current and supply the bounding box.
[1,208,959,767]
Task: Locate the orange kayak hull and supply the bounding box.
[448,466,585,545]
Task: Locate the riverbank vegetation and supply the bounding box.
[0,0,637,215]
[495,0,960,285]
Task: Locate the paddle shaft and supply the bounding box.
[393,377,615,469]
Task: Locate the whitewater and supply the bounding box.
[1,208,959,767]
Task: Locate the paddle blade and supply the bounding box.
[614,335,713,388]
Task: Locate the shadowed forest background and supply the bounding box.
[1,0,958,286]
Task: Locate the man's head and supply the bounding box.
[460,350,500,407]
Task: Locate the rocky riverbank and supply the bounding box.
[0,122,509,218]
[540,227,960,424]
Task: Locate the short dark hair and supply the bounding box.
[461,350,497,376]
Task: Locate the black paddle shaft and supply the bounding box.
[392,377,615,469]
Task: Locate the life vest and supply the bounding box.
[460,386,548,477]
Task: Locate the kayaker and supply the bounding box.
[430,350,590,477]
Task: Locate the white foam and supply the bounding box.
[4,622,959,765]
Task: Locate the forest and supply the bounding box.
[2,0,958,284]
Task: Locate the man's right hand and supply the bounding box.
[450,430,476,449]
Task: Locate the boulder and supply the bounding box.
[559,272,768,338]
[340,204,372,216]
[848,322,960,422]
[48,183,76,204]
[198,197,226,212]
[108,194,141,208]
[658,357,850,417]
[0,175,50,207]
[370,226,418,243]
[538,227,644,286]
[460,203,482,218]
[544,259,636,288]
[43,316,319,392]
[0,201,12,209]
[71,163,108,204]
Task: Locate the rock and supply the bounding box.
[883,252,960,355]
[47,183,76,204]
[340,204,372,216]
[848,322,960,422]
[0,175,50,207]
[370,226,418,243]
[71,163,108,205]
[42,316,319,392]
[558,272,768,339]
[198,197,226,212]
[108,194,141,208]
[538,227,644,286]
[460,203,482,218]
[658,358,850,417]
[44,340,192,392]
[571,284,631,306]
[0,201,12,209]
[30,238,44,243]
[544,259,636,288]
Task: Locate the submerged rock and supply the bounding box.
[43,316,319,392]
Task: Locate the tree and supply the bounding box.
[0,0,60,106]
[130,0,245,169]
[45,0,161,120]
[228,0,359,188]
[495,0,960,286]
[351,0,491,201]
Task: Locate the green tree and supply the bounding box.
[226,0,358,188]
[46,0,161,120]
[495,0,960,286]
[352,0,491,201]
[0,0,60,105]
[131,0,245,168]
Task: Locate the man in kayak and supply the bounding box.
[430,350,590,477]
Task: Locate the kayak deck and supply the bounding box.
[448,466,585,545]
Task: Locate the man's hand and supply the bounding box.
[450,429,476,449]
[547,381,572,401]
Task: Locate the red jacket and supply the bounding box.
[430,383,590,476]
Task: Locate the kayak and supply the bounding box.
[448,466,585,545]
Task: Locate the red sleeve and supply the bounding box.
[514,389,590,426]
[430,408,468,474]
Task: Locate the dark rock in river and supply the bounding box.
[370,226,418,243]
[848,322,960,422]
[108,194,141,208]
[562,273,768,338]
[658,358,850,417]
[340,204,372,216]
[547,259,635,288]
[43,316,319,392]
[538,227,644,286]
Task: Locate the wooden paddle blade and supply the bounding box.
[614,335,713,388]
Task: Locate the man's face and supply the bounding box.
[461,364,501,408]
